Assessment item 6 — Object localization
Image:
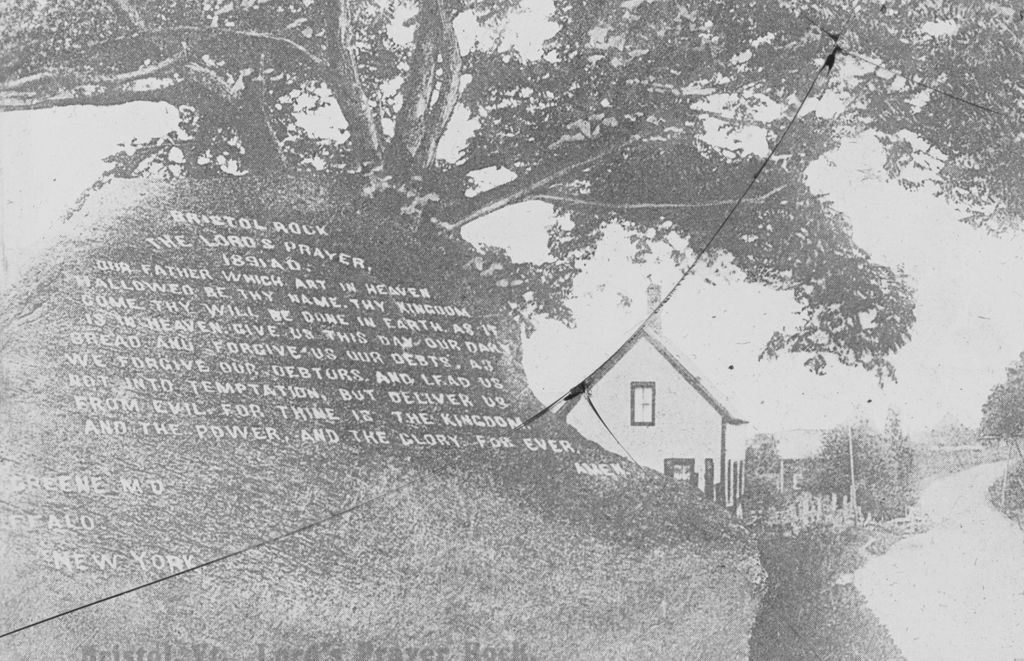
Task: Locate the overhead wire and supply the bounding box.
[837,47,1000,115]
[799,10,1006,117]
[3,8,998,641]
[533,184,790,211]
[514,9,1020,440]
[570,39,878,475]
[0,27,912,642]
[0,431,513,640]
[509,41,843,436]
[583,392,640,466]
[0,477,414,639]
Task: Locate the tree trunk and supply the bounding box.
[235,71,286,175]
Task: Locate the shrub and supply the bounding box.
[750,526,904,660]
[804,414,915,522]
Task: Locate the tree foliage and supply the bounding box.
[746,433,782,476]
[919,414,980,446]
[743,433,789,519]
[982,351,1024,439]
[4,0,1020,375]
[805,412,914,521]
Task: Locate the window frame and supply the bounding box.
[630,381,656,426]
[664,458,696,486]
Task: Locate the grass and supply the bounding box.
[749,525,905,661]
[989,458,1024,530]
[0,175,764,661]
[748,442,1009,660]
[912,444,1006,490]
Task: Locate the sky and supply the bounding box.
[3,13,1024,444]
[457,54,1024,439]
[500,134,1024,439]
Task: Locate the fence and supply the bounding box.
[757,492,932,536]
[762,491,861,533]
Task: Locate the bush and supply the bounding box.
[989,459,1024,527]
[743,435,790,521]
[982,352,1024,438]
[750,526,904,661]
[743,472,789,521]
[804,414,915,522]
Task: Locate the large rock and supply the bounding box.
[0,175,762,660]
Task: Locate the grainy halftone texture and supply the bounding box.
[0,176,762,660]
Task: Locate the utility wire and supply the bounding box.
[0,469,425,639]
[0,375,626,638]
[515,20,1005,439]
[505,23,1010,438]
[511,380,587,432]
[534,184,790,212]
[640,45,840,328]
[0,36,862,643]
[799,11,1004,117]
[584,392,640,466]
[512,45,841,436]
[838,48,1000,115]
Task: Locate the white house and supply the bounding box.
[561,284,748,510]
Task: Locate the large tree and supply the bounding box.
[2,0,1018,377]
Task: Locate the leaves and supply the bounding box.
[5,0,1016,375]
[981,351,1024,439]
[805,419,916,521]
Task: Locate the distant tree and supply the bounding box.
[746,433,782,476]
[743,433,787,519]
[918,412,981,447]
[982,351,1024,440]
[805,416,914,521]
[882,409,914,510]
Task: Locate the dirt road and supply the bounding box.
[854,461,1024,661]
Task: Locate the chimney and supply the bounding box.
[646,282,661,334]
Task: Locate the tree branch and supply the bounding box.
[0,77,184,112]
[393,2,440,162]
[103,0,147,30]
[415,0,462,169]
[17,4,382,165]
[320,0,384,164]
[3,0,286,171]
[535,184,790,210]
[0,50,187,92]
[93,24,382,166]
[100,0,310,70]
[442,135,640,231]
[234,54,286,173]
[182,63,235,102]
[146,26,328,69]
[182,58,287,173]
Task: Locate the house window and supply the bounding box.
[630,382,655,426]
[664,458,697,487]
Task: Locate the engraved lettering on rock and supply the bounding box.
[24,209,589,577]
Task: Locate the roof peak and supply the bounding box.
[560,326,746,425]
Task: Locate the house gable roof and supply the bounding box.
[561,327,747,425]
